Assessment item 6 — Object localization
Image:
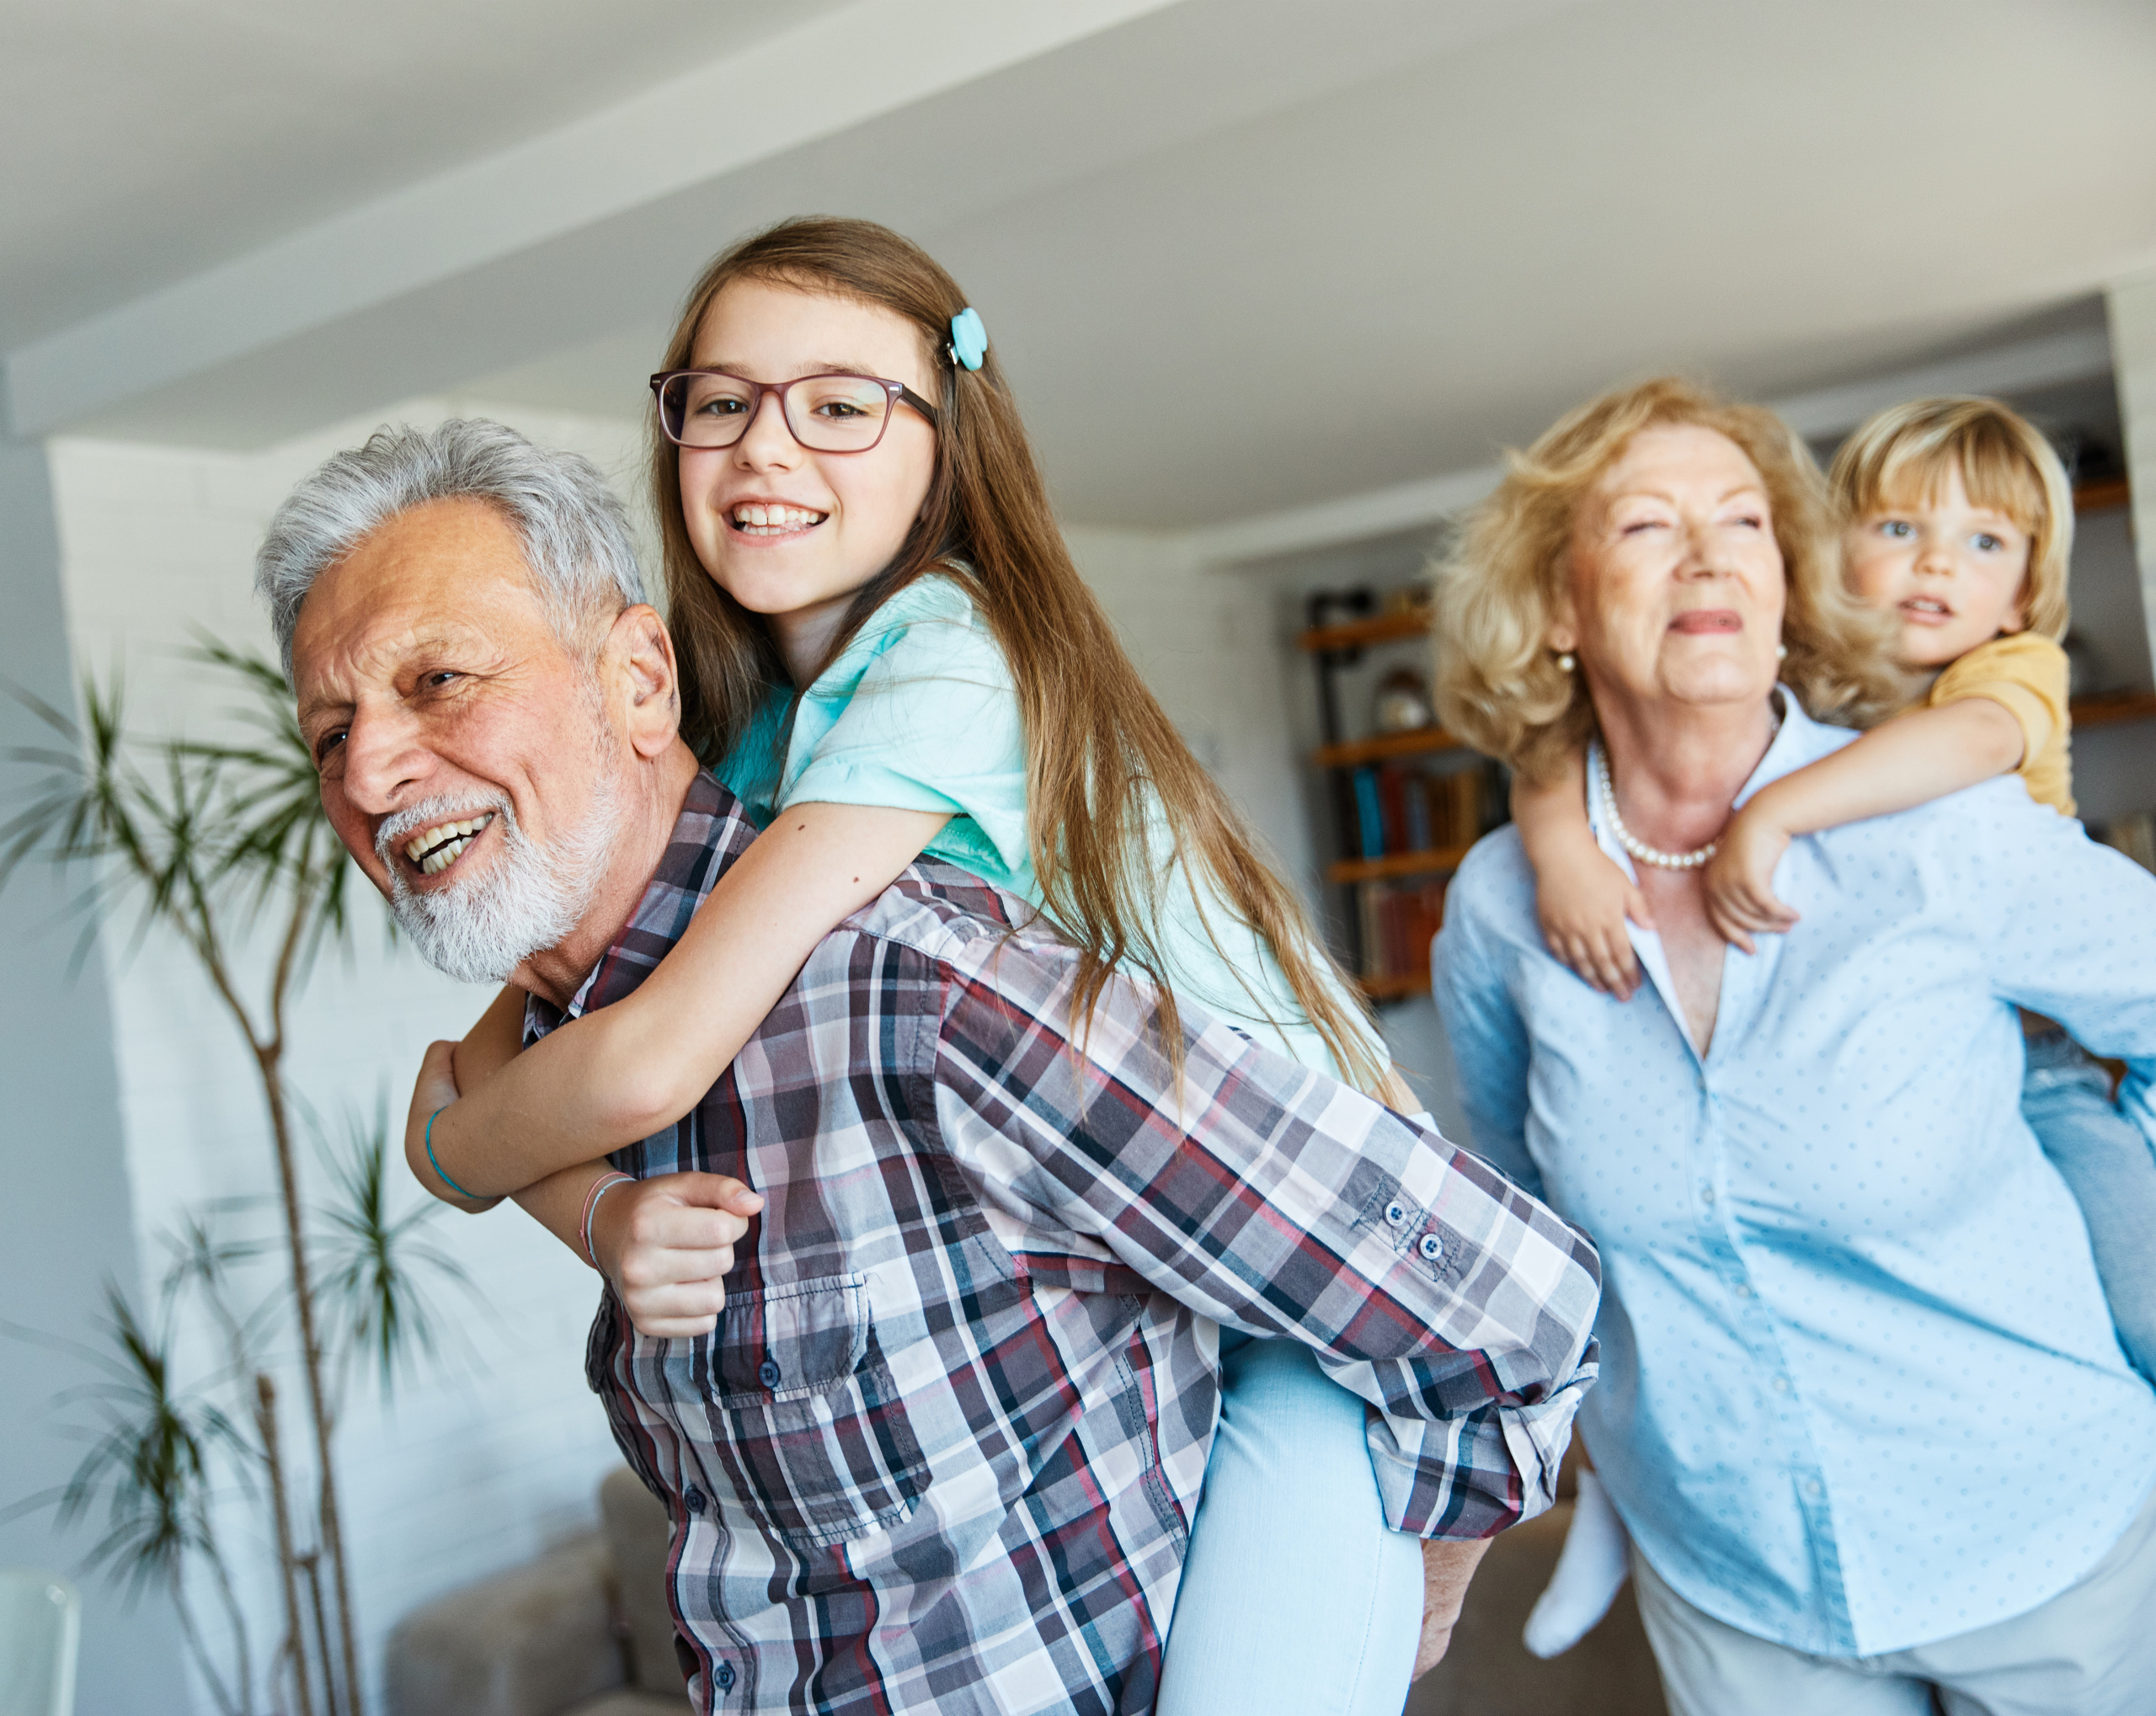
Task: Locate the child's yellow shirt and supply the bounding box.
[1923,631,2073,817]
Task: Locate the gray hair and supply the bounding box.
[255,418,647,672]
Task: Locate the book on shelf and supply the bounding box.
[1356,877,1449,983]
[1353,767,1385,860]
[1349,760,1494,863]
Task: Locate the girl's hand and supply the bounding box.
[592,1174,766,1339]
[1704,808,1798,955]
[1535,846,1655,1001]
[403,1041,499,1212]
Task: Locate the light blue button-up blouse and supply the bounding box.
[1433,693,2156,1656]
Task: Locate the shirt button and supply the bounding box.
[684,1486,707,1515]
[1417,1233,1443,1263]
[1733,1282,1753,1298]
[1804,1479,1824,1500]
[1701,1187,1717,1205]
[714,1660,737,1692]
[1385,1201,1410,1228]
[759,1358,782,1388]
[1771,1375,1791,1394]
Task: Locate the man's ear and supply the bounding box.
[599,604,682,759]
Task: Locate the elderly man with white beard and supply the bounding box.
[263,418,1601,1716]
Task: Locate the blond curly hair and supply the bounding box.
[1433,376,1907,783]
[1829,395,2073,642]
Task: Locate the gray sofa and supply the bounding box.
[385,1468,690,1716]
[387,1461,1666,1716]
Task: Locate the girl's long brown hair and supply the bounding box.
[652,216,1388,1095]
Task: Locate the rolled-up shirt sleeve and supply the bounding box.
[931,957,1601,1539]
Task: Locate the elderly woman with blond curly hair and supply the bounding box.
[1430,378,2156,1716]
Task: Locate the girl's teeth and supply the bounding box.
[733,504,823,534]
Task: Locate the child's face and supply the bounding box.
[677,279,939,676]
[1844,462,2031,669]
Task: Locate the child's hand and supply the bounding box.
[1536,846,1655,1001]
[592,1173,766,1339]
[1703,807,1798,955]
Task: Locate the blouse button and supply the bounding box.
[759,1358,782,1388]
[1417,1234,1444,1263]
[1385,1201,1410,1228]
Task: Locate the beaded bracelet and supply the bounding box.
[580,1172,637,1271]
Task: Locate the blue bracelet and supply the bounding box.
[425,1107,476,1198]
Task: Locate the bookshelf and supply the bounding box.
[1297,589,1499,1004]
[1297,476,2151,1003]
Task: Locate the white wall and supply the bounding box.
[1064,525,1315,882]
[44,400,654,1715]
[0,439,195,1715]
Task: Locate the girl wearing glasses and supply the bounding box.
[421,216,1433,1714]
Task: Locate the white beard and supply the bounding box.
[376,768,622,987]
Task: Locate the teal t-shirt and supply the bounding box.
[716,573,1378,1079]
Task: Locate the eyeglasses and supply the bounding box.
[648,369,940,452]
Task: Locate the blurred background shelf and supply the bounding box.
[1359,969,1433,1001]
[1297,610,1433,653]
[1328,845,1473,884]
[1313,727,1465,767]
[2072,688,2156,728]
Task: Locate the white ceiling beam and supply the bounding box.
[1187,322,2116,568]
[3,0,1185,440]
[5,0,1609,448]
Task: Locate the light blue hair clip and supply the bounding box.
[947,306,988,371]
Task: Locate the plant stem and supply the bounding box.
[172,1568,246,1716]
[205,1542,260,1716]
[255,1040,360,1716]
[188,866,362,1716]
[298,1553,340,1716]
[256,1375,317,1716]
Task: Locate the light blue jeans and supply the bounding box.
[2023,1029,2156,1382]
[1154,1334,1423,1716]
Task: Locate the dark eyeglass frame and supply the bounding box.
[648,369,941,451]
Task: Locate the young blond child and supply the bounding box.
[1514,395,2156,1655]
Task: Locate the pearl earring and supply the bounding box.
[1556,653,1576,673]
[1775,642,1789,661]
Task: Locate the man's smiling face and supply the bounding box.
[291,497,622,983]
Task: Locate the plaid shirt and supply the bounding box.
[536,772,1600,1715]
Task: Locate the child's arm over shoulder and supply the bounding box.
[1705,685,2031,951]
[450,981,527,1091]
[1512,747,1654,1001]
[408,801,949,1203]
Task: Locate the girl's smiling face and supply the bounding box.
[677,278,940,681]
[1844,461,2031,669]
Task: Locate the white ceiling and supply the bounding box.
[0,0,851,351]
[9,0,2156,531]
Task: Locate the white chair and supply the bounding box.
[0,1569,79,1716]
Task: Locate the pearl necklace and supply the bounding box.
[1591,744,1719,871]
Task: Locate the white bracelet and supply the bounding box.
[580,1172,635,1271]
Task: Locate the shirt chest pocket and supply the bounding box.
[707,1272,929,1551]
